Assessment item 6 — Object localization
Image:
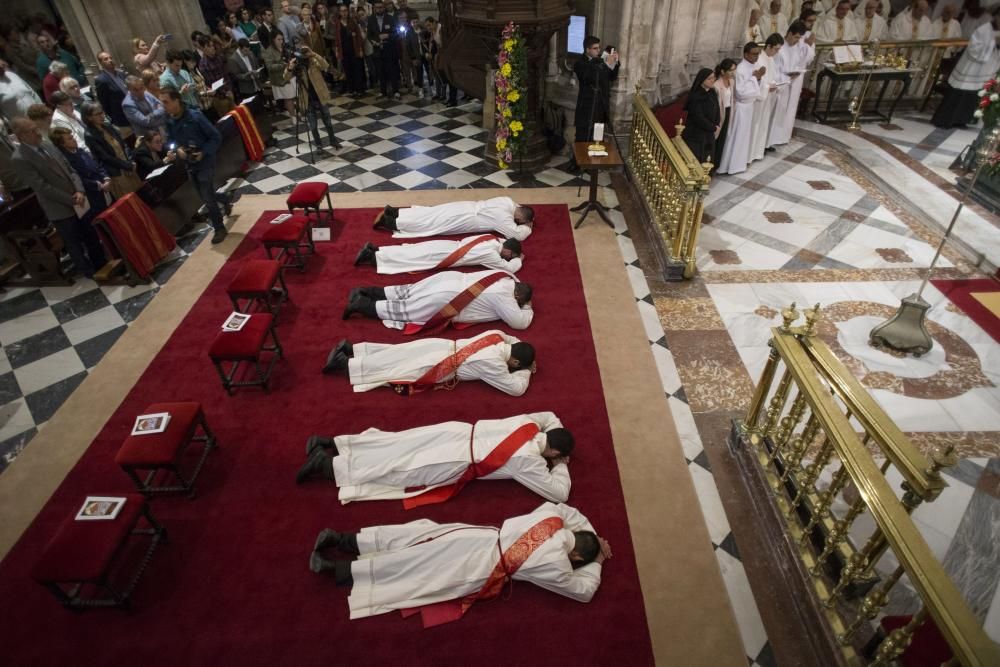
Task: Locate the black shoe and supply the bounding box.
[295,448,332,484]
[383,205,399,219]
[314,529,343,552]
[765,146,776,153]
[322,347,350,373]
[446,100,458,108]
[211,228,228,244]
[372,211,389,230]
[224,192,242,217]
[353,243,377,266]
[309,551,335,574]
[306,435,337,456]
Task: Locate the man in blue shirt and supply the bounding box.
[35,33,87,86]
[159,88,235,244]
[159,50,200,108]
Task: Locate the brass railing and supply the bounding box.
[627,91,711,280]
[738,303,999,666]
[808,38,968,111]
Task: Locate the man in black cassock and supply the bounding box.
[571,35,620,169]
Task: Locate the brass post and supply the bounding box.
[837,565,905,644]
[789,437,833,515]
[744,342,781,435]
[779,413,819,484]
[870,605,928,667]
[770,393,808,467]
[805,465,852,557]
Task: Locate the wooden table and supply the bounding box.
[813,65,917,123]
[571,141,624,229]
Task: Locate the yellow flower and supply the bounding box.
[497,139,507,150]
[501,63,512,77]
[512,131,519,137]
[504,39,514,50]
[499,160,508,169]
[503,108,512,118]
[506,91,520,103]
[510,120,523,132]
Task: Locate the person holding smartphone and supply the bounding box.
[571,35,620,169]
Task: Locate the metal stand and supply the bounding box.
[847,41,880,131]
[292,77,316,164]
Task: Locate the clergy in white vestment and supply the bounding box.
[748,9,766,43]
[373,197,534,241]
[961,2,992,38]
[890,1,934,39]
[857,0,889,40]
[815,1,860,40]
[321,329,536,396]
[932,14,1000,127]
[309,502,610,624]
[342,269,533,331]
[768,21,814,147]
[353,236,523,274]
[717,42,765,174]
[295,412,574,505]
[751,34,784,161]
[790,0,828,20]
[760,0,791,38]
[934,4,963,56]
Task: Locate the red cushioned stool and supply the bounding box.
[208,313,283,394]
[115,402,218,497]
[226,259,290,319]
[31,493,166,610]
[286,180,333,226]
[262,215,314,272]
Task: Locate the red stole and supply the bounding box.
[392,332,504,395]
[434,235,497,270]
[93,193,176,279]
[225,104,265,162]
[401,271,511,335]
[402,422,540,509]
[400,516,564,628]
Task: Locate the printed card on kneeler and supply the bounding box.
[222,312,250,332]
[131,412,171,435]
[75,496,127,521]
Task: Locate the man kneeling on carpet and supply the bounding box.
[296,412,573,506]
[372,196,534,241]
[322,329,536,396]
[354,236,523,274]
[309,502,611,625]
[343,269,533,333]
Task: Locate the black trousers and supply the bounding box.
[51,215,108,278]
[377,47,400,95]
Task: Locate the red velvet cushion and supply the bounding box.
[31,493,147,583]
[286,181,328,207]
[227,259,280,295]
[208,313,274,360]
[261,217,308,243]
[114,402,202,467]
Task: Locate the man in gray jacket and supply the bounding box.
[10,116,107,278]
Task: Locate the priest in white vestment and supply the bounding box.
[748,9,765,43]
[342,269,533,331]
[815,1,860,40]
[373,197,534,241]
[934,4,963,56]
[322,329,536,396]
[890,1,934,39]
[932,15,1000,126]
[308,502,610,622]
[295,412,573,504]
[353,236,524,274]
[718,42,765,174]
[759,0,791,37]
[857,0,889,41]
[768,22,814,147]
[750,35,783,161]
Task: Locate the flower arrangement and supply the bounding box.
[494,21,527,169]
[974,77,1000,127]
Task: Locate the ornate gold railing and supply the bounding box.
[627,91,711,280]
[737,303,998,666]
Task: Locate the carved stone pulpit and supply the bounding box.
[438,1,574,171]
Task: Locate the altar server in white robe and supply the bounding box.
[353,236,523,274]
[815,0,860,40]
[295,412,573,504]
[322,329,536,396]
[342,269,533,331]
[768,21,814,147]
[759,0,791,38]
[857,0,889,41]
[932,13,1000,127]
[373,196,534,241]
[751,34,784,161]
[890,0,934,39]
[309,502,611,623]
[718,42,765,174]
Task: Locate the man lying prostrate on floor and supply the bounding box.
[342,269,533,334]
[321,329,536,396]
[308,501,611,625]
[372,197,534,241]
[354,236,523,274]
[296,412,573,507]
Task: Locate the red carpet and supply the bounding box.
[0,205,653,664]
[931,278,1000,344]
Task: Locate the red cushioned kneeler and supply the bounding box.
[115,402,218,497]
[262,215,314,272]
[208,313,283,394]
[226,259,290,320]
[31,494,166,610]
[286,181,333,227]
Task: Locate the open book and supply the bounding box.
[833,44,863,65]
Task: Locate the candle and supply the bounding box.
[593,123,605,142]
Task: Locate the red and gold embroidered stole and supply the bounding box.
[400,516,564,628]
[433,234,497,270]
[93,193,176,278]
[392,332,503,395]
[402,422,540,509]
[225,104,265,162]
[401,271,511,335]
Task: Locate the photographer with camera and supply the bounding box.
[159,88,236,245]
[570,35,620,169]
[285,44,341,151]
[367,1,401,100]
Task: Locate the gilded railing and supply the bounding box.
[808,38,968,109]
[738,303,998,666]
[627,90,711,280]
